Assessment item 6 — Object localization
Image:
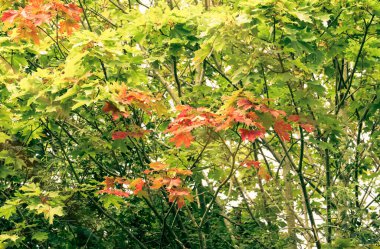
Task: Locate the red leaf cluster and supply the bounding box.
[144,162,193,208]
[241,160,260,169]
[1,0,82,44]
[168,188,193,208]
[165,105,217,147]
[111,125,151,141]
[166,94,298,147]
[287,115,315,133]
[239,128,265,142]
[117,87,158,112]
[240,160,271,181]
[98,176,132,198]
[274,120,292,142]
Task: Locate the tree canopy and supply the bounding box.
[0,0,379,248]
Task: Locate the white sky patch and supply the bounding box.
[224,65,231,73]
[138,0,150,13]
[205,78,220,89]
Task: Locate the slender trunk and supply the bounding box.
[325,147,332,244]
[283,161,297,249]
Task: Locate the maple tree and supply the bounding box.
[0,0,379,248]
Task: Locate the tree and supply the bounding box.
[0,0,379,248]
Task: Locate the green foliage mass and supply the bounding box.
[0,0,379,248]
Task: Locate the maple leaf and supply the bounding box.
[98,188,130,198]
[15,20,40,44]
[103,176,115,188]
[59,19,80,35]
[239,128,265,142]
[110,189,130,198]
[246,111,259,121]
[123,126,151,138]
[241,160,260,169]
[288,115,300,122]
[237,98,254,110]
[163,177,182,189]
[258,167,271,181]
[129,178,145,195]
[149,162,168,171]
[216,107,248,130]
[274,120,292,142]
[114,177,129,185]
[169,132,193,148]
[102,102,129,120]
[255,104,286,118]
[2,10,19,23]
[112,131,128,140]
[150,177,164,189]
[143,169,152,174]
[167,168,193,176]
[300,123,315,132]
[23,2,52,25]
[269,109,286,118]
[168,188,193,208]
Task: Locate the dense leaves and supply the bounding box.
[0,0,379,248]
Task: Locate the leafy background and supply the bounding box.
[0,0,379,248]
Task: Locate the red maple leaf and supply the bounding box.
[110,189,130,198]
[237,98,254,110]
[103,176,115,188]
[168,188,193,208]
[163,177,182,189]
[239,128,265,142]
[2,10,19,23]
[274,120,292,142]
[129,178,145,195]
[241,160,260,169]
[112,131,128,140]
[288,115,300,122]
[300,123,315,132]
[102,102,129,120]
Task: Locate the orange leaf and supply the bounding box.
[258,167,271,181]
[169,132,193,148]
[130,178,145,195]
[149,162,168,171]
[168,188,193,208]
[58,19,80,35]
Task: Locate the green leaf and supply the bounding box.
[71,97,92,110]
[0,132,10,143]
[32,232,49,242]
[0,204,16,219]
[0,234,18,243]
[20,183,41,197]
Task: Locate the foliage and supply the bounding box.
[0,0,379,248]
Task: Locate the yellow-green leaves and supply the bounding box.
[28,204,64,224]
[0,132,10,143]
